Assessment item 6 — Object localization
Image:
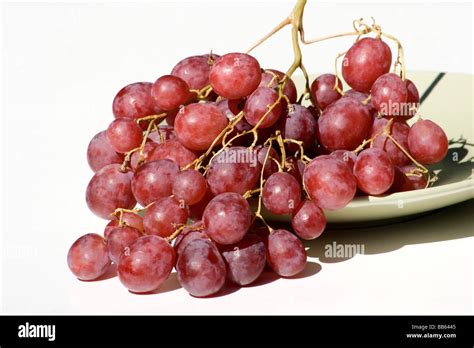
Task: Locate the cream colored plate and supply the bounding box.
[266,71,474,224]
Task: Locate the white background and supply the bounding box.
[1,0,473,314]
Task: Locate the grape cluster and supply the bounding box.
[68,7,449,297]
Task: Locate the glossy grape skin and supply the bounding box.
[129,141,159,171]
[67,234,111,281]
[303,157,357,210]
[219,234,266,286]
[371,73,408,116]
[106,226,142,264]
[86,164,136,219]
[262,172,302,215]
[390,165,428,192]
[317,97,372,151]
[174,103,228,151]
[407,120,448,164]
[203,192,252,245]
[112,82,158,121]
[256,145,280,178]
[131,159,179,206]
[280,104,317,151]
[206,146,261,195]
[172,169,208,205]
[264,229,307,277]
[259,69,297,103]
[329,150,357,171]
[104,212,144,239]
[354,148,395,195]
[209,52,261,99]
[244,87,282,128]
[372,118,411,166]
[143,197,189,238]
[106,119,143,154]
[342,37,392,93]
[151,75,191,111]
[171,54,217,90]
[87,130,124,172]
[292,200,326,240]
[118,235,175,293]
[310,74,342,110]
[148,139,197,169]
[176,239,226,297]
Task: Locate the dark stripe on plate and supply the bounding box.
[420,72,446,104]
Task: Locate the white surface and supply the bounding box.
[1,0,473,314]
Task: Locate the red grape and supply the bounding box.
[209,52,261,99]
[174,103,228,151]
[371,73,408,116]
[67,234,111,281]
[176,239,226,297]
[86,164,136,219]
[265,229,307,277]
[143,197,189,238]
[220,234,266,286]
[244,87,282,128]
[151,75,191,111]
[172,169,208,205]
[87,130,124,172]
[303,157,356,210]
[390,165,428,192]
[203,192,252,245]
[147,125,176,144]
[286,156,306,183]
[256,145,280,178]
[407,119,448,164]
[206,146,261,195]
[173,221,209,257]
[118,235,175,293]
[344,89,377,117]
[329,150,357,171]
[188,187,215,221]
[372,118,411,166]
[292,200,326,240]
[104,212,144,239]
[354,148,395,195]
[106,119,143,154]
[171,54,217,90]
[342,37,392,93]
[280,104,317,151]
[262,172,301,215]
[129,141,159,171]
[148,139,197,169]
[131,159,179,206]
[399,79,420,119]
[317,97,372,151]
[112,82,158,121]
[106,226,142,264]
[310,74,342,110]
[259,69,297,103]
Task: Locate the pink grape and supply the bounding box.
[264,229,307,277]
[329,150,357,171]
[106,119,143,154]
[303,157,356,210]
[354,148,395,195]
[86,164,136,219]
[143,197,189,238]
[399,79,420,119]
[407,119,448,164]
[87,130,124,172]
[256,145,280,178]
[112,82,158,121]
[174,103,228,151]
[219,234,266,286]
[104,212,144,239]
[292,200,326,240]
[129,141,159,171]
[262,172,302,215]
[172,169,208,205]
[203,192,252,245]
[280,104,317,151]
[188,187,214,221]
[147,125,176,144]
[173,221,209,257]
[118,235,175,293]
[372,118,411,166]
[151,75,191,111]
[371,73,408,116]
[131,159,179,206]
[259,69,297,103]
[171,54,218,90]
[310,74,342,110]
[216,98,244,119]
[106,226,142,264]
[67,234,111,281]
[390,165,428,192]
[148,139,197,169]
[244,86,282,128]
[176,239,226,297]
[344,89,377,117]
[342,37,392,93]
[209,52,261,99]
[206,146,261,195]
[317,97,372,151]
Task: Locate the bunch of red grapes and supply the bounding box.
[68,33,449,297]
